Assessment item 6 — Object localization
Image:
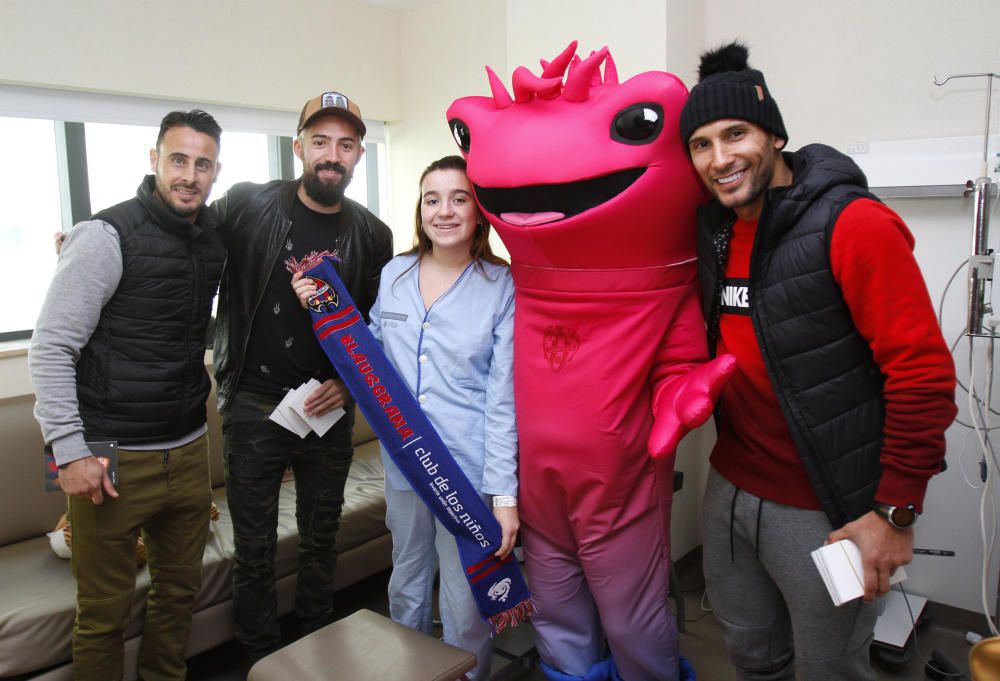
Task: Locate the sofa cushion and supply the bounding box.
[0,395,69,547]
[0,438,387,678]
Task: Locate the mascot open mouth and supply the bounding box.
[474,167,645,226]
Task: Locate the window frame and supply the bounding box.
[0,85,386,341]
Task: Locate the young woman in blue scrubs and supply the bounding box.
[371,155,517,679]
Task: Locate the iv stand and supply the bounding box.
[933,73,999,337]
[934,72,1000,639]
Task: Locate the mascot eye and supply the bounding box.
[611,104,664,145]
[449,118,471,152]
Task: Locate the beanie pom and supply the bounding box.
[680,39,787,146]
[697,42,750,82]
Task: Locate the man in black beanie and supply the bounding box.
[680,42,957,680]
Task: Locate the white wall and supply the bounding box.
[665,0,707,90]
[0,0,403,122]
[504,0,668,76]
[704,0,1000,149]
[384,0,507,250]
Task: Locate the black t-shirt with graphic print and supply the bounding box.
[239,195,344,397]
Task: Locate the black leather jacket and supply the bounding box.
[211,180,393,414]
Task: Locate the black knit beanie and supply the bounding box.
[679,42,787,146]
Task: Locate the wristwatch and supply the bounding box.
[873,502,917,529]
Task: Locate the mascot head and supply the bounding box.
[447,41,706,269]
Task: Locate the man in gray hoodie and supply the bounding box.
[29,110,226,681]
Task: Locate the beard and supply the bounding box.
[302,162,353,207]
[153,179,202,219]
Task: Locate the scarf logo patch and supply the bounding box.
[488,578,512,602]
[306,277,340,313]
[543,325,579,372]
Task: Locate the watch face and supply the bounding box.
[890,506,916,527]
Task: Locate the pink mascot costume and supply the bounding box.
[447,43,735,681]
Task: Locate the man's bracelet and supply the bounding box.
[492,495,517,508]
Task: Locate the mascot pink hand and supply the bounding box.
[647,354,736,459]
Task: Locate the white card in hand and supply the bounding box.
[288,379,345,437]
[811,539,907,606]
[269,390,312,439]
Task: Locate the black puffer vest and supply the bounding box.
[76,175,226,445]
[697,144,885,527]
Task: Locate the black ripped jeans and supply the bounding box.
[222,389,354,661]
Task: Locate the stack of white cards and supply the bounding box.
[811,539,907,606]
[269,378,345,438]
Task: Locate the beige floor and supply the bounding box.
[187,562,981,681]
[496,582,977,681]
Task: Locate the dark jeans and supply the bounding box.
[222,389,354,660]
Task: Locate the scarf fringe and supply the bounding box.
[489,598,536,637]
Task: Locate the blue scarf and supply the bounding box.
[303,256,532,633]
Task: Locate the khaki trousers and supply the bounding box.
[68,435,211,681]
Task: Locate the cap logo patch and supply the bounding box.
[322,92,348,109]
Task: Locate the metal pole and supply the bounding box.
[967,176,994,336]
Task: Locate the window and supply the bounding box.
[0,84,387,340]
[86,124,271,209]
[85,122,158,210]
[213,131,271,197]
[0,117,63,339]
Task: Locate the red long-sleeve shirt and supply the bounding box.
[712,198,957,514]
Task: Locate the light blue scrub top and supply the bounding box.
[369,254,517,496]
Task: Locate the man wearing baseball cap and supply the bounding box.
[681,44,956,679]
[211,91,392,663]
